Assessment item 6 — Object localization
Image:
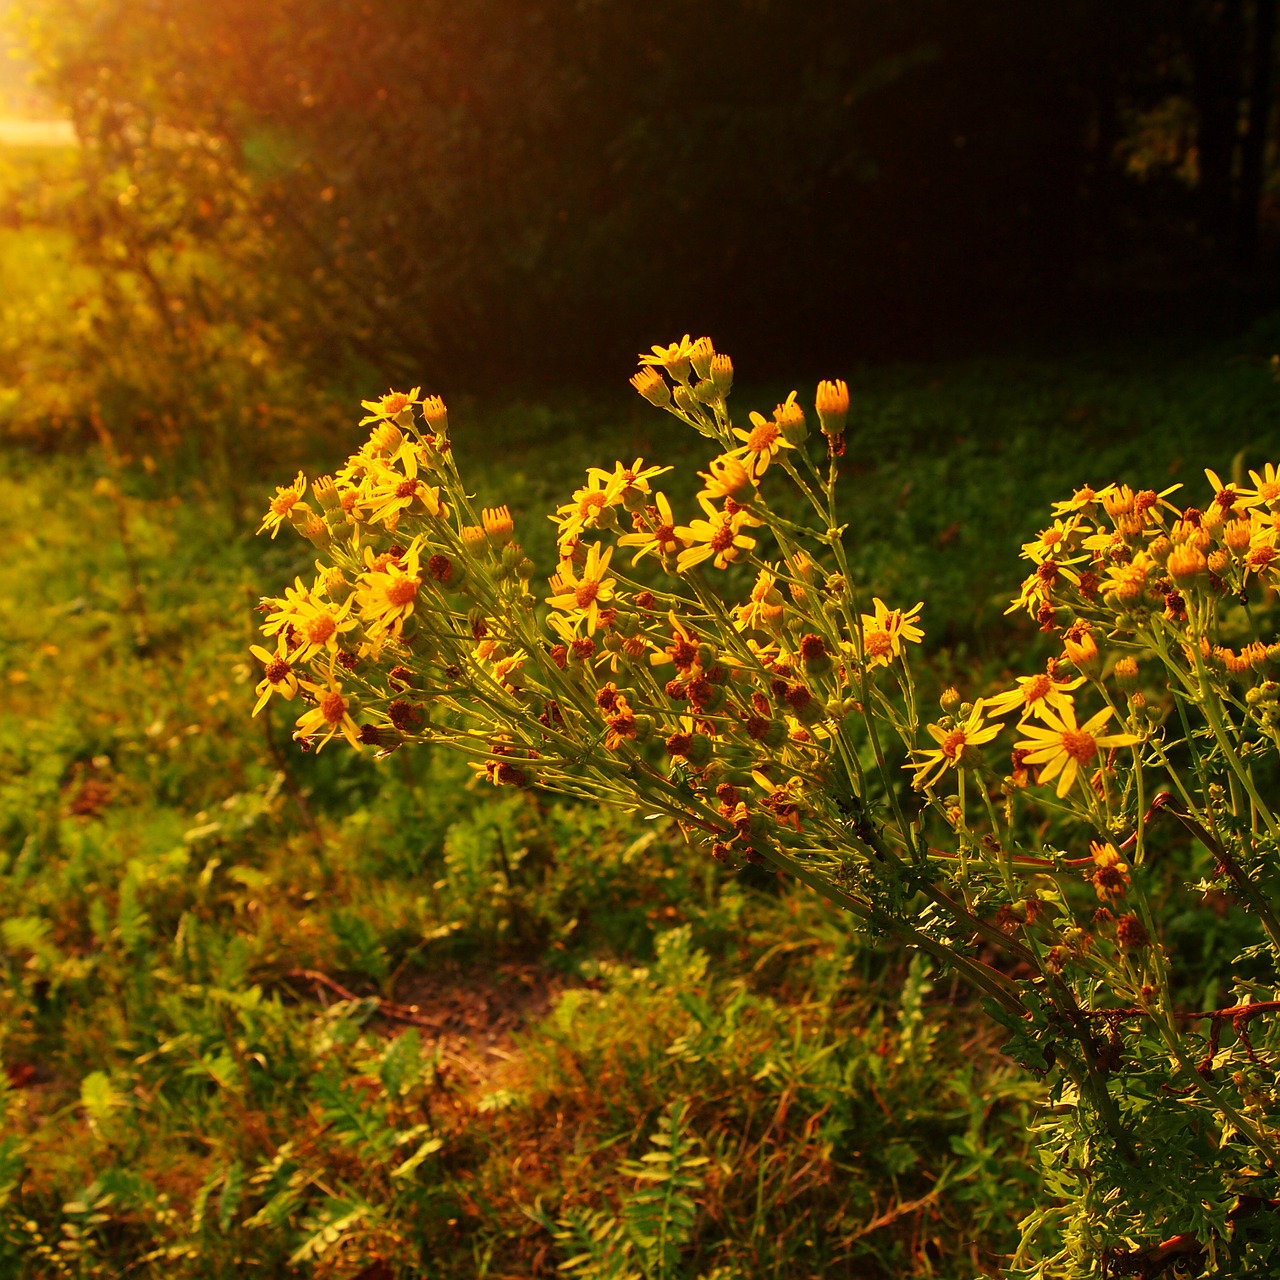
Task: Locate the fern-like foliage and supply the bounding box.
[550,1101,708,1280]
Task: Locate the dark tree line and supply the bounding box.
[18,0,1280,388]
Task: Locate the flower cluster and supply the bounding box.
[251,341,1280,1273]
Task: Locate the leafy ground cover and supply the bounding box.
[0,337,1278,1277]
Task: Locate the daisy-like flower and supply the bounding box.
[263,583,356,663]
[698,454,756,504]
[1100,550,1155,605]
[258,471,307,538]
[1244,462,1280,508]
[910,700,1001,789]
[674,494,760,571]
[984,669,1085,722]
[649,612,702,672]
[356,539,424,639]
[361,448,448,529]
[1051,484,1102,517]
[554,472,622,546]
[728,408,795,480]
[546,542,616,634]
[586,459,671,512]
[1204,468,1248,518]
[1245,520,1280,577]
[1020,517,1085,565]
[1014,700,1140,798]
[617,492,683,566]
[249,633,301,716]
[638,335,696,381]
[294,669,363,751]
[859,598,924,669]
[359,386,421,426]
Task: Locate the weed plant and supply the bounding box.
[250,335,1280,1275]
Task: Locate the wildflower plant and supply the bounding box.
[253,342,1280,1275]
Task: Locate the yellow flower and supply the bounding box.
[1244,462,1280,507]
[638,334,695,381]
[815,379,849,437]
[616,492,682,566]
[249,634,300,716]
[1100,551,1154,605]
[361,448,448,529]
[674,495,760,571]
[359,386,421,426]
[910,700,1001,789]
[630,366,671,407]
[546,542,617,634]
[1014,701,1140,798]
[554,472,622,546]
[698,454,756,504]
[984,670,1085,722]
[258,471,307,539]
[356,540,424,639]
[294,670,363,751]
[482,505,515,547]
[734,568,786,633]
[586,458,671,511]
[262,580,356,663]
[1020,517,1084,565]
[728,409,795,480]
[859,598,924,668]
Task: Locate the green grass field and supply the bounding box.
[1,326,1278,1276]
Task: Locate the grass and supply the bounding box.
[1,328,1279,1276]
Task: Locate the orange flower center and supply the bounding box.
[579,492,606,516]
[941,729,967,759]
[305,614,336,645]
[1060,729,1097,763]
[654,523,675,544]
[320,691,347,724]
[395,478,419,499]
[1023,674,1052,704]
[575,581,600,608]
[746,422,779,452]
[386,577,418,607]
[1249,544,1277,568]
[864,630,892,659]
[264,658,291,683]
[1260,481,1280,500]
[271,491,299,516]
[383,393,410,415]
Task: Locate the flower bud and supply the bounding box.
[710,353,734,396]
[1112,655,1140,692]
[815,379,849,438]
[630,366,671,408]
[311,475,342,512]
[940,686,961,713]
[422,395,448,434]
[775,394,807,446]
[689,336,715,380]
[673,384,699,415]
[1168,544,1207,585]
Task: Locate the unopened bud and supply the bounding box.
[710,353,734,396]
[815,379,849,438]
[630,366,671,408]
